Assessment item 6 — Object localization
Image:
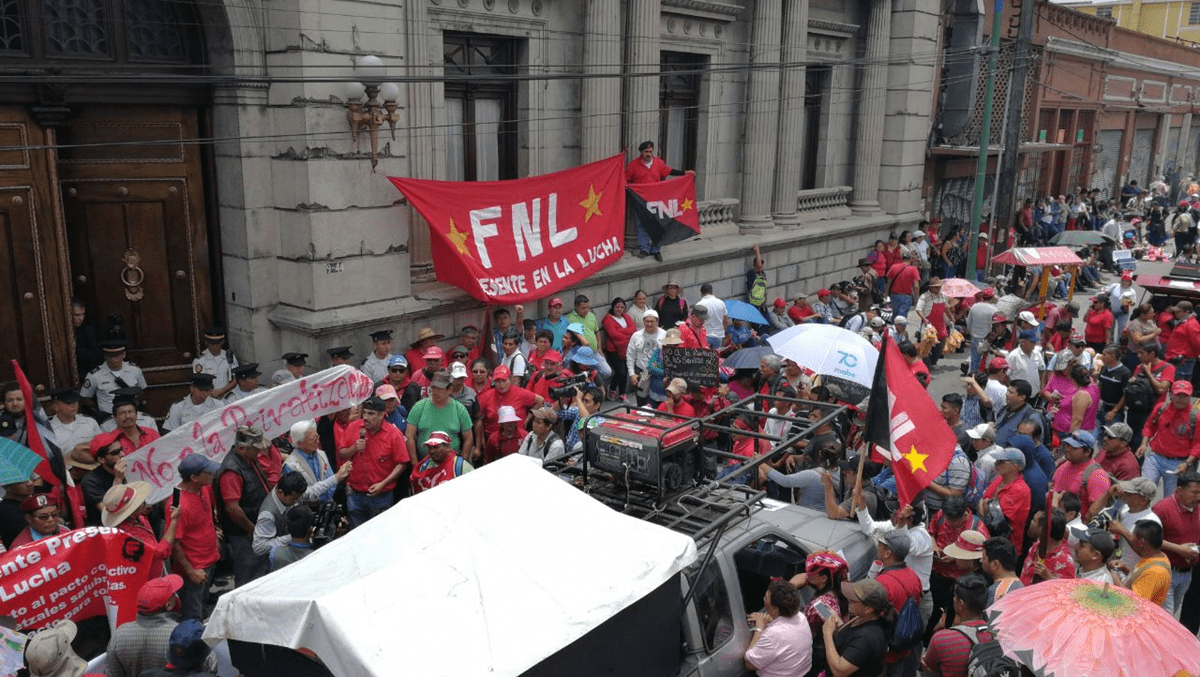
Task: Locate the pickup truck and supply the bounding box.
[561,393,877,677]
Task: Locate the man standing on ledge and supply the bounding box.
[625,140,694,261]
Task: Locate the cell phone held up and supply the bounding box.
[813,600,834,620]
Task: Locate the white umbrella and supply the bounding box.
[766,324,879,389]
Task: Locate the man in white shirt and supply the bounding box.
[965,289,999,373]
[967,423,1004,484]
[626,310,665,406]
[853,486,934,619]
[1114,477,1162,571]
[1006,330,1046,390]
[48,389,101,465]
[694,283,729,349]
[1071,526,1116,584]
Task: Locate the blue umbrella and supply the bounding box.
[725,299,769,325]
[722,345,777,370]
[0,438,42,485]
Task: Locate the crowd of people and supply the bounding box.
[4,203,1200,676]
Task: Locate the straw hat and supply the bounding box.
[100,481,152,528]
[661,328,684,345]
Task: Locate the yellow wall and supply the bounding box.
[1068,1,1200,39]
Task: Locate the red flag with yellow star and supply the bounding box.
[387,155,626,303]
[626,174,700,247]
[863,333,956,506]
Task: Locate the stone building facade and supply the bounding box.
[0,0,937,410]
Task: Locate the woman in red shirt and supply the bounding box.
[1083,295,1114,353]
[602,297,636,398]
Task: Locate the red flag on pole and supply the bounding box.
[862,335,957,506]
[11,360,87,527]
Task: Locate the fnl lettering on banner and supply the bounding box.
[125,365,374,505]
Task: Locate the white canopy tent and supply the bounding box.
[204,455,698,677]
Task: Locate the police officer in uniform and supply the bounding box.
[271,353,308,386]
[79,340,148,421]
[224,364,267,403]
[326,346,354,367]
[191,327,238,399]
[48,389,102,463]
[361,330,396,381]
[164,374,222,431]
[100,387,159,433]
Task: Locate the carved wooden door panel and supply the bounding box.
[58,106,212,414]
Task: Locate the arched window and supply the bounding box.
[0,0,201,66]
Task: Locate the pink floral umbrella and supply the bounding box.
[939,278,981,298]
[989,578,1200,677]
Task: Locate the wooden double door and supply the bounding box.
[0,105,215,414]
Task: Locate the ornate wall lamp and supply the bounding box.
[345,55,399,171]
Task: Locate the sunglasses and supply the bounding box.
[31,511,59,520]
[389,367,407,372]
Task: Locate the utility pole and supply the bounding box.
[993,0,1037,266]
[966,0,1004,281]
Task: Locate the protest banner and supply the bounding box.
[0,527,153,631]
[626,174,700,248]
[124,365,374,505]
[388,155,626,304]
[662,347,719,388]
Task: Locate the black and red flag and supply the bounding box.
[862,335,957,506]
[626,174,701,247]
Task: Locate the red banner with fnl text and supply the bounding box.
[388,155,627,304]
[0,527,153,631]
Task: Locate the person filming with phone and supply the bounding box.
[743,579,812,677]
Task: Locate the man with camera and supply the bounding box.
[550,381,599,454]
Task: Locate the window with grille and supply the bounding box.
[443,33,520,182]
[659,51,706,173]
[1190,3,1200,25]
[1096,6,1113,19]
[0,0,198,63]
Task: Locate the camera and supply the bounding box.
[311,501,344,547]
[548,373,591,400]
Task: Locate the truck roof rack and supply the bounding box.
[556,393,851,549]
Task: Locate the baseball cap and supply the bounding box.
[548,297,563,307]
[942,530,986,560]
[375,384,399,401]
[430,371,453,388]
[870,316,886,329]
[450,362,468,379]
[894,316,908,325]
[988,357,1009,371]
[991,312,1007,324]
[360,396,386,412]
[979,288,996,299]
[666,377,688,395]
[531,407,558,423]
[992,447,1026,469]
[492,365,512,382]
[1102,422,1133,442]
[841,580,890,611]
[1117,477,1158,499]
[168,619,213,670]
[542,349,563,364]
[1173,380,1194,396]
[1017,311,1037,325]
[423,346,445,361]
[817,288,831,297]
[234,425,268,449]
[497,406,522,424]
[914,230,926,238]
[179,453,220,479]
[773,298,786,308]
[966,423,995,441]
[1121,271,1133,282]
[1062,430,1096,449]
[642,309,659,320]
[388,355,408,369]
[1069,526,1116,560]
[1018,329,1038,342]
[875,529,911,559]
[137,574,184,613]
[424,431,452,447]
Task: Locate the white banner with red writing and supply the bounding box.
[0,527,153,631]
[125,365,375,505]
[388,155,627,304]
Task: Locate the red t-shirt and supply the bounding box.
[478,386,539,440]
[173,485,219,572]
[341,419,411,493]
[890,265,920,295]
[1096,448,1141,481]
[625,156,673,184]
[787,304,814,324]
[1154,494,1200,568]
[678,323,707,349]
[486,428,529,464]
[983,475,1031,550]
[657,398,696,419]
[1141,401,1200,459]
[1051,460,1111,506]
[1084,308,1114,344]
[925,620,991,677]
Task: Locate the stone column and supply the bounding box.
[851,0,891,214]
[405,0,436,276]
[738,0,783,231]
[624,0,660,152]
[1180,113,1194,181]
[771,0,809,228]
[582,0,622,162]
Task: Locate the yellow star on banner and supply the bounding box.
[904,446,929,473]
[681,197,694,212]
[579,184,603,223]
[446,218,471,258]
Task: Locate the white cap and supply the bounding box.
[914,230,926,238]
[497,405,522,424]
[894,316,908,325]
[1017,310,1037,325]
[870,316,886,329]
[643,309,659,320]
[450,362,468,379]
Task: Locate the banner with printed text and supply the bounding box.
[0,527,153,631]
[124,366,375,505]
[388,155,627,303]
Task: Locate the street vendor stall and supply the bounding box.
[203,455,698,677]
[991,246,1085,316]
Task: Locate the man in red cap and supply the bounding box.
[106,574,215,677]
[410,431,473,494]
[475,366,543,460]
[10,493,69,548]
[409,345,446,399]
[1140,380,1200,497]
[525,350,572,401]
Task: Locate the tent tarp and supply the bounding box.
[203,455,698,677]
[990,246,1084,266]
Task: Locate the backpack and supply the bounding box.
[1077,461,1106,503]
[952,624,1022,677]
[1148,402,1199,443]
[963,456,986,506]
[888,595,923,652]
[748,272,767,307]
[1125,362,1169,411]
